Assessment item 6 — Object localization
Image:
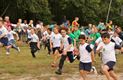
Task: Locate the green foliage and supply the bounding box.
[0,0,52,24]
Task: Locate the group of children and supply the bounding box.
[0,16,123,80]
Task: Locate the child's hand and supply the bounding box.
[121,47,123,53]
[63,50,67,55]
[99,46,103,51]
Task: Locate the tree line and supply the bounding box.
[0,0,123,26]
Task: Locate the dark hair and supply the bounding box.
[47,28,52,31]
[60,27,68,33]
[79,35,86,40]
[101,32,110,38]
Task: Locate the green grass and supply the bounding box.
[0,45,123,80]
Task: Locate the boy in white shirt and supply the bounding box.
[0,20,8,46]
[6,27,20,55]
[96,33,123,80]
[50,26,62,67]
[78,35,95,80]
[55,28,75,75]
[28,28,40,58]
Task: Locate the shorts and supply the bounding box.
[105,61,116,71]
[0,37,8,46]
[52,47,61,54]
[7,39,15,45]
[27,38,31,42]
[79,61,92,72]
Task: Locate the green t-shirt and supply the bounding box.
[73,30,81,41]
[89,32,101,45]
[68,33,75,44]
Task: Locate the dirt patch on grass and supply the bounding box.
[0,73,123,80]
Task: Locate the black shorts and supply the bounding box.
[52,47,60,54]
[0,37,8,46]
[79,61,92,72]
[105,61,116,72]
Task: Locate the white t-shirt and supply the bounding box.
[96,42,117,64]
[111,36,122,45]
[51,33,62,48]
[27,29,31,39]
[47,32,54,40]
[7,31,16,41]
[95,37,102,45]
[62,35,74,51]
[79,43,92,63]
[22,23,28,27]
[31,34,39,42]
[0,26,8,37]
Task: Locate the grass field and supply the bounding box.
[0,43,123,80]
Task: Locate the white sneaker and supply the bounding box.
[91,66,98,75]
[17,47,20,52]
[73,55,77,59]
[6,52,10,55]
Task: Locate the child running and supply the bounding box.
[28,28,40,58]
[96,32,123,80]
[50,26,62,67]
[6,27,20,55]
[78,34,95,80]
[55,27,75,75]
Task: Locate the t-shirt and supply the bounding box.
[51,33,62,48]
[79,43,92,63]
[7,31,16,41]
[96,42,121,64]
[73,30,81,41]
[111,36,122,45]
[27,29,31,39]
[89,32,101,45]
[31,34,39,42]
[47,32,54,40]
[62,35,74,51]
[68,33,75,44]
[95,37,102,45]
[72,20,79,27]
[0,26,8,37]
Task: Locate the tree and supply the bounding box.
[0,0,52,24]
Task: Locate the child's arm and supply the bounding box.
[91,50,95,63]
[12,31,19,40]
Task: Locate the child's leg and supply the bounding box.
[67,52,74,63]
[12,44,20,52]
[109,71,118,80]
[6,45,12,55]
[80,70,90,80]
[52,49,61,65]
[55,54,67,74]
[58,54,67,70]
[101,65,112,80]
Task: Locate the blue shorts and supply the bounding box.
[105,61,116,71]
[79,61,92,72]
[7,39,15,45]
[52,47,61,54]
[0,37,8,46]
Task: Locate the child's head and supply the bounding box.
[53,25,59,34]
[47,28,52,34]
[7,27,12,32]
[101,33,110,44]
[79,34,86,44]
[31,28,35,34]
[60,27,68,37]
